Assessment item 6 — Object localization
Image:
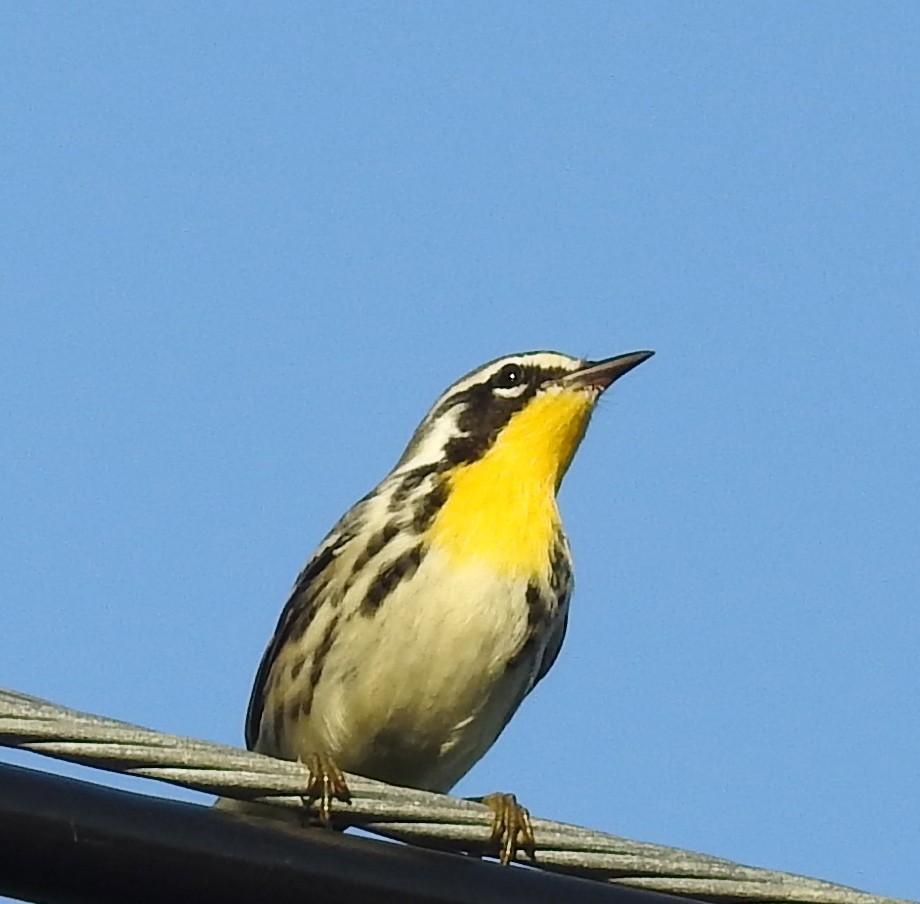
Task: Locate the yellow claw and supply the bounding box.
[301,751,351,825]
[480,792,536,866]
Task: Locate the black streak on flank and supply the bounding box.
[271,698,286,747]
[360,546,423,616]
[301,612,341,718]
[507,581,551,670]
[291,542,337,598]
[350,521,400,575]
[289,655,307,683]
[244,540,342,749]
[549,537,570,599]
[286,576,330,645]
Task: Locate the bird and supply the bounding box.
[241,348,653,863]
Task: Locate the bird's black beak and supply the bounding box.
[564,350,655,392]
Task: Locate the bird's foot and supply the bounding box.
[478,792,535,865]
[300,751,351,825]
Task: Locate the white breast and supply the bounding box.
[296,544,538,791]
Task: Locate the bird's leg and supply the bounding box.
[477,792,535,865]
[300,751,351,825]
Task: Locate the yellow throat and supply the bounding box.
[430,387,595,577]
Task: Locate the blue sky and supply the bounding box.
[2,3,918,899]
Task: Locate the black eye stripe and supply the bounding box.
[443,379,539,465]
[492,363,525,390]
[396,360,580,470]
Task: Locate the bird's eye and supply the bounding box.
[493,364,525,390]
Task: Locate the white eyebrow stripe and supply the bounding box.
[429,351,584,407]
[392,351,586,472]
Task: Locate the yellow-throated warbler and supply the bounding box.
[242,349,653,862]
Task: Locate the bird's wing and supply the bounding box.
[527,536,574,693]
[528,589,570,693]
[244,531,350,750]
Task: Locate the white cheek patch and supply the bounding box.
[400,408,462,469]
[393,351,585,471]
